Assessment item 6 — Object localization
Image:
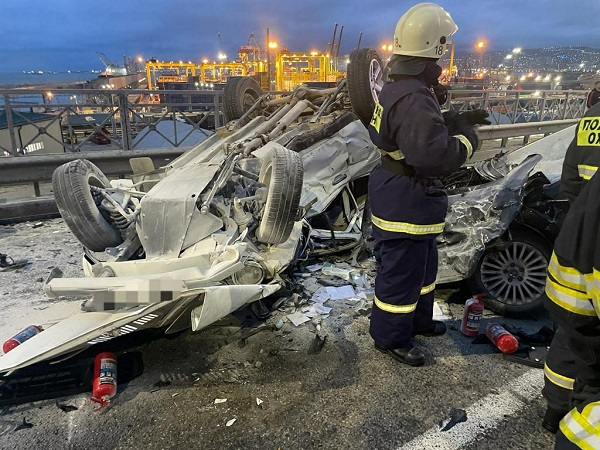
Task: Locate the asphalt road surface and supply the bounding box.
[0,219,557,450]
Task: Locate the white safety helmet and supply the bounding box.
[393,3,458,59]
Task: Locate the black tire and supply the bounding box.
[469,229,552,316]
[347,48,384,125]
[223,76,264,123]
[256,146,304,245]
[52,159,123,251]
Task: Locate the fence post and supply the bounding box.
[214,91,222,128]
[560,92,569,120]
[119,92,132,150]
[3,95,19,156]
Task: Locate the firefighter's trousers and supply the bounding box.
[543,326,577,417]
[369,238,437,349]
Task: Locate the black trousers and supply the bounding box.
[369,238,437,349]
[543,326,577,415]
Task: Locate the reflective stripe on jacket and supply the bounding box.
[559,401,600,449]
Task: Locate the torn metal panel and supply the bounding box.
[300,121,379,218]
[138,163,220,259]
[437,154,542,283]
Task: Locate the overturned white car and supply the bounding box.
[0,49,385,376]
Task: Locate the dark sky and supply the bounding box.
[1,0,598,72]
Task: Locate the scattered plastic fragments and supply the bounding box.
[214,398,227,404]
[439,408,468,431]
[256,398,264,408]
[287,312,311,327]
[14,418,33,432]
[275,319,285,330]
[56,401,78,413]
[325,285,356,300]
[226,418,236,427]
[172,393,180,398]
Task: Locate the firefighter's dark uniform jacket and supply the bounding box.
[368,77,475,241]
[559,102,600,203]
[543,102,600,424]
[544,171,600,449]
[367,76,476,349]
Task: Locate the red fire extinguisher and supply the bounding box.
[460,294,484,337]
[91,352,117,410]
[2,325,44,354]
[485,323,519,354]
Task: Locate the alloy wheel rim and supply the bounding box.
[369,59,384,104]
[480,241,548,305]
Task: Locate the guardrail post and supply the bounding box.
[510,92,519,124]
[483,90,490,112]
[560,92,568,120]
[3,95,19,156]
[214,91,222,129]
[119,92,132,150]
[540,91,548,121]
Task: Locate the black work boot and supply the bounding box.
[412,320,447,337]
[542,406,566,434]
[374,343,425,367]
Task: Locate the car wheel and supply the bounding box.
[52,159,124,251]
[470,229,552,316]
[347,47,384,125]
[255,146,304,245]
[223,76,264,123]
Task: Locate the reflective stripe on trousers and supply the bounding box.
[544,361,575,391]
[373,282,436,314]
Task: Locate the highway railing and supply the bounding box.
[0,88,223,157]
[1,87,588,158]
[0,118,578,223]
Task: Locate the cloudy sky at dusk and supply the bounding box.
[0,0,598,72]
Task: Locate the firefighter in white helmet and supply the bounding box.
[367,3,489,366]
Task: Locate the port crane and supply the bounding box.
[96,52,127,76]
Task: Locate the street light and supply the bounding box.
[267,41,278,91]
[475,40,486,74]
[511,47,521,74]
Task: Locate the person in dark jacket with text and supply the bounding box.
[543,101,600,433]
[367,3,488,366]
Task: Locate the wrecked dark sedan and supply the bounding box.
[436,125,573,315]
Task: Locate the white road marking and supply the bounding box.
[398,369,544,450]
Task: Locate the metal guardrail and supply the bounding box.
[0,148,186,185]
[1,88,223,157]
[0,118,578,224]
[0,87,588,157]
[445,89,587,123]
[0,119,578,187]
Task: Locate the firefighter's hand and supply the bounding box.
[460,109,491,126]
[433,83,448,106]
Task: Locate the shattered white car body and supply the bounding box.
[0,86,379,376]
